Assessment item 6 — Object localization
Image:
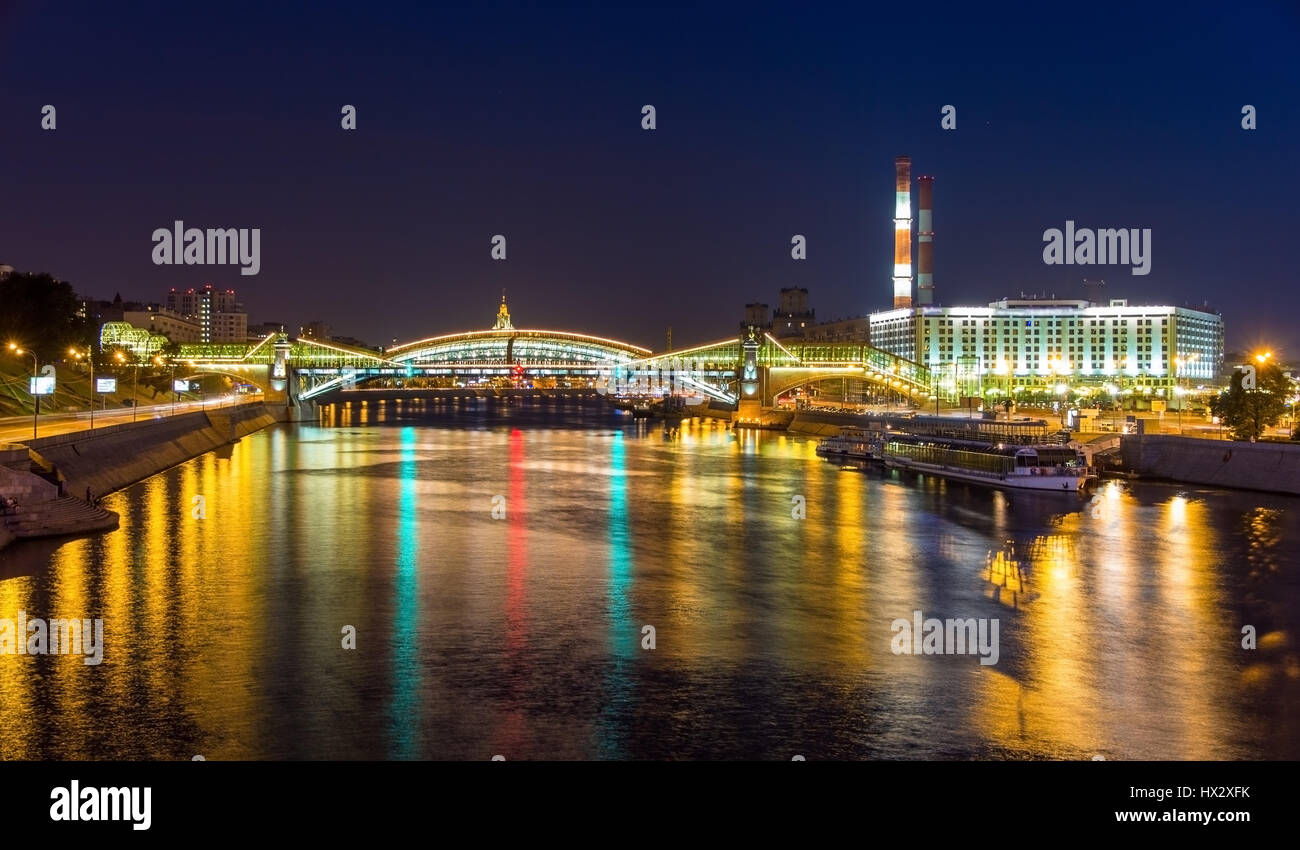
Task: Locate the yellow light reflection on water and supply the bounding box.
[2,409,1277,760]
[0,572,35,758]
[973,486,1232,759]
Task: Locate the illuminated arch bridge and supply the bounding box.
[177,299,930,405]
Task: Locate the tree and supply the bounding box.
[157,337,183,360]
[1209,362,1290,441]
[0,271,95,361]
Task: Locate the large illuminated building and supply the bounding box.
[864,157,1223,401]
[868,297,1223,400]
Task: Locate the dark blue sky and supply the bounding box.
[2,1,1296,351]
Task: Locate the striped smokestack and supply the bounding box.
[892,156,913,309]
[917,175,934,306]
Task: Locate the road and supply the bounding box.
[0,395,259,444]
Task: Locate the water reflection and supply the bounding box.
[1,398,1297,760]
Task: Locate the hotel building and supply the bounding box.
[868,296,1223,400]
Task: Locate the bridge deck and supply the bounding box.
[180,330,933,404]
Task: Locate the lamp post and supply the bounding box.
[1251,352,1273,437]
[156,356,177,415]
[69,346,96,430]
[1174,353,1198,435]
[9,343,39,439]
[1117,355,1131,424]
[116,351,140,422]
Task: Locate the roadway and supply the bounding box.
[0,395,258,444]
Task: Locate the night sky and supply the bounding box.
[2,1,1296,352]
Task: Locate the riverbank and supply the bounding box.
[0,402,279,551]
[1121,433,1300,496]
[25,402,278,498]
[785,411,1300,496]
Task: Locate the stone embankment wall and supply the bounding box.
[1121,435,1300,495]
[20,403,276,500]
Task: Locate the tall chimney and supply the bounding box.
[893,156,913,309]
[917,175,934,306]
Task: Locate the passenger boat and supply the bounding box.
[880,433,1094,492]
[815,427,881,461]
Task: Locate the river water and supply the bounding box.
[2,398,1297,760]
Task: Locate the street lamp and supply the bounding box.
[116,350,141,422]
[8,343,39,439]
[1055,382,1069,426]
[1116,356,1132,415]
[1174,353,1199,432]
[156,356,177,415]
[69,346,97,430]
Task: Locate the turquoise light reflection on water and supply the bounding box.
[598,432,635,758]
[388,425,420,758]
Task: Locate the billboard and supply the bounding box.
[29,376,55,395]
[95,377,117,393]
[173,379,191,392]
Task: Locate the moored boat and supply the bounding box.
[815,427,881,461]
[880,433,1094,492]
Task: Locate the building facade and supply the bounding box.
[869,297,1223,399]
[741,302,770,331]
[211,310,247,342]
[772,287,814,338]
[166,285,238,316]
[805,315,871,343]
[165,285,246,342]
[300,320,332,340]
[122,307,201,342]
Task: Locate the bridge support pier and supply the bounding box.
[734,397,773,425]
[275,398,319,423]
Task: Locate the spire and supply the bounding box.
[493,290,514,330]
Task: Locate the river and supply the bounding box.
[2,397,1297,760]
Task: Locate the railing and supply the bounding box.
[1017,465,1093,477]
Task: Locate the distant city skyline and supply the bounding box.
[2,2,1295,352]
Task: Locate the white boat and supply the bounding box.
[881,433,1094,493]
[815,427,881,461]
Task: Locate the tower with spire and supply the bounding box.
[493,290,514,330]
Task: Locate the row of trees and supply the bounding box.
[2,270,190,402]
[0,271,97,361]
[989,368,1296,441]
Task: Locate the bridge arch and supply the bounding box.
[767,367,926,404]
[386,329,650,367]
